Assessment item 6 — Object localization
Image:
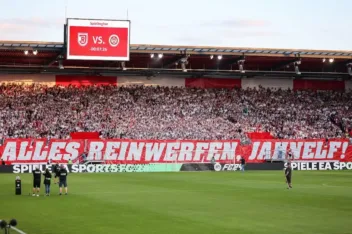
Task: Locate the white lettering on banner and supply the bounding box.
[2,142,17,161]
[193,143,209,161]
[95,165,104,173]
[249,141,350,161]
[333,162,340,170]
[315,142,327,159]
[118,142,129,160]
[13,165,21,174]
[1,139,351,163]
[289,162,352,170]
[145,143,165,161]
[302,142,315,159]
[273,142,288,158]
[164,142,180,161]
[65,142,80,160]
[339,162,345,170]
[10,162,352,173]
[88,142,104,160]
[249,142,260,160]
[312,162,317,170]
[87,165,95,173]
[327,142,341,159]
[348,163,352,170]
[178,142,194,161]
[32,141,47,161]
[289,142,303,159]
[208,142,223,160]
[221,142,237,161]
[49,142,66,160]
[12,164,70,174]
[324,162,332,170]
[127,142,144,161]
[108,165,118,173]
[18,142,32,160]
[105,142,120,160]
[127,165,135,172]
[78,165,86,173]
[258,142,271,160]
[221,164,241,171]
[68,164,147,173]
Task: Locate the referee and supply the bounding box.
[285,163,292,189]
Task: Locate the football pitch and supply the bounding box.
[0,171,351,234]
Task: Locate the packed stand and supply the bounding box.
[0,83,351,141]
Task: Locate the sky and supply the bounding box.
[0,0,351,50]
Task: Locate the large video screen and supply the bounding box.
[66,18,130,61]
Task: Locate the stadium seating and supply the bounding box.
[0,83,351,141]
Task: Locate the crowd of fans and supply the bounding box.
[0,83,351,141]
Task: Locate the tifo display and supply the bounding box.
[0,139,351,164]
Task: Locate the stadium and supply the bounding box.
[0,17,351,234]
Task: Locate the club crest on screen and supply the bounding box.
[109,34,119,47]
[78,33,88,47]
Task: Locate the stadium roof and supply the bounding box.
[0,40,351,79]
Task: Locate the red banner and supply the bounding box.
[56,75,117,87]
[247,132,273,140]
[185,78,241,89]
[70,132,100,139]
[67,19,130,61]
[293,80,345,91]
[0,139,351,164]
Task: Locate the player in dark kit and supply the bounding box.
[52,163,59,184]
[58,165,68,195]
[32,167,41,196]
[285,163,292,189]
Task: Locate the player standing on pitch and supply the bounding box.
[285,163,292,189]
[52,163,59,184]
[32,167,41,196]
[58,165,68,196]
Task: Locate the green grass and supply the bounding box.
[0,171,351,234]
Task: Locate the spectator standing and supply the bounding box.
[43,168,52,196]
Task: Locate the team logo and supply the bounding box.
[78,33,88,47]
[109,34,119,47]
[214,163,222,172]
